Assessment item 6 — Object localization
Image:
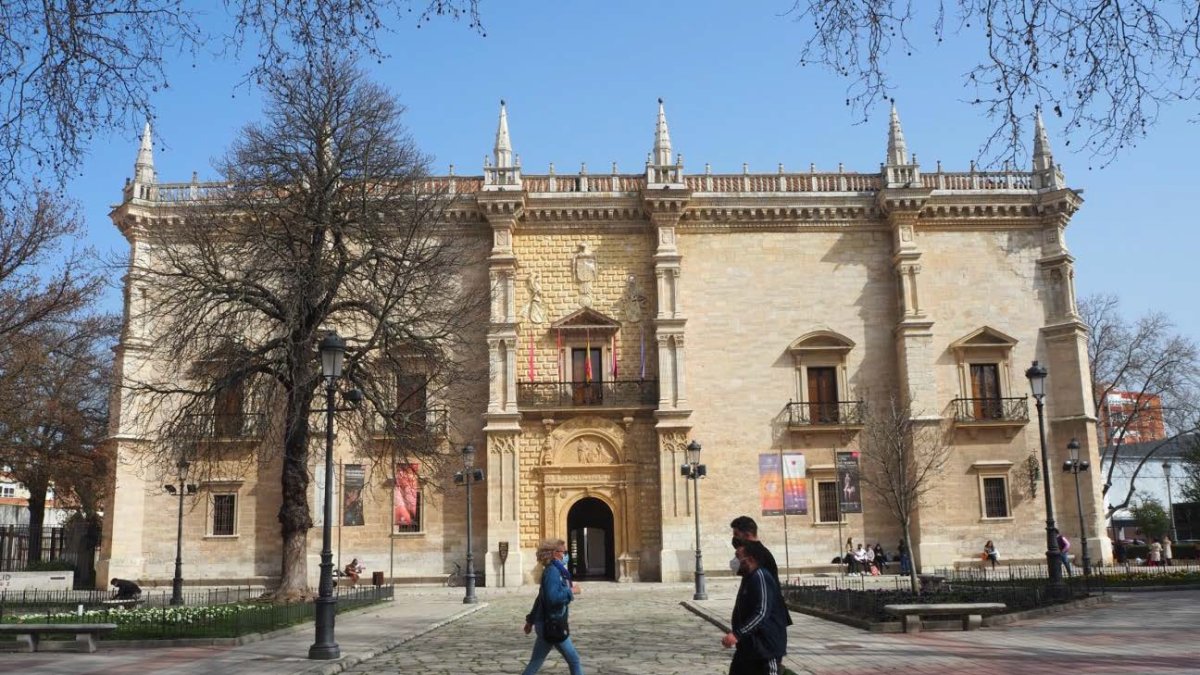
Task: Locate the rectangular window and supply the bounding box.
[970,363,1002,420]
[982,477,1009,519]
[211,494,237,535]
[213,379,246,437]
[571,347,603,405]
[0,486,14,498]
[807,367,839,423]
[816,480,839,523]
[394,463,421,534]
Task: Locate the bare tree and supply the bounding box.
[127,58,485,601]
[1081,293,1200,519]
[857,393,952,593]
[0,1,481,191]
[787,1,1200,166]
[0,316,118,561]
[1180,436,1200,505]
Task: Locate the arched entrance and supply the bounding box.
[566,497,615,581]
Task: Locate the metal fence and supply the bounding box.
[0,584,394,640]
[0,525,75,571]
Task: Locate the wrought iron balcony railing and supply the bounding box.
[785,400,865,427]
[185,413,266,440]
[951,396,1029,424]
[367,407,449,438]
[517,380,659,409]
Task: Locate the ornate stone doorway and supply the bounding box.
[567,497,615,580]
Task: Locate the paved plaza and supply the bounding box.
[0,581,1197,674]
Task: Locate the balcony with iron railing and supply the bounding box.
[516,380,659,410]
[950,397,1029,435]
[366,408,449,439]
[184,413,266,440]
[785,400,866,430]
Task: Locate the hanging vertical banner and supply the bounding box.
[343,463,365,526]
[394,463,420,531]
[836,451,862,514]
[781,453,808,515]
[759,454,784,516]
[314,464,337,527]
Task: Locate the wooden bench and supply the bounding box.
[884,603,1006,633]
[0,623,118,653]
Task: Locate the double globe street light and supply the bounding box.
[1063,438,1091,577]
[1026,360,1066,592]
[453,444,485,604]
[680,440,707,601]
[309,331,363,661]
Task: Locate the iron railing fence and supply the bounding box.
[785,400,865,426]
[516,380,659,408]
[939,562,1200,592]
[0,584,393,640]
[0,525,74,571]
[950,396,1029,423]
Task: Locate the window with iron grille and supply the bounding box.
[982,476,1009,519]
[212,494,237,535]
[816,481,839,523]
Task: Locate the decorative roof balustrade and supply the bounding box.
[129,169,1044,204]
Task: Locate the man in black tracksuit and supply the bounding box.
[722,540,788,675]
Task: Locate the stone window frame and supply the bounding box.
[787,331,855,406]
[971,461,1015,522]
[949,326,1019,401]
[203,481,242,538]
[808,464,846,525]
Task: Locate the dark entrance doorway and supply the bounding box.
[566,497,615,581]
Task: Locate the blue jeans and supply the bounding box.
[1060,551,1072,576]
[522,622,584,675]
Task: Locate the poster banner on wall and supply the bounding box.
[343,464,365,526]
[836,451,862,514]
[759,454,784,516]
[781,453,808,515]
[394,463,420,531]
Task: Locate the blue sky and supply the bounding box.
[69,1,1196,340]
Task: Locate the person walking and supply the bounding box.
[983,540,999,569]
[1149,539,1163,567]
[1162,536,1173,566]
[729,515,792,626]
[521,539,583,675]
[722,540,788,675]
[898,539,911,575]
[1056,531,1073,576]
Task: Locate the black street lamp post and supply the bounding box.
[164,459,196,606]
[1063,438,1091,577]
[680,440,707,601]
[309,331,346,661]
[454,444,484,604]
[1026,360,1066,592]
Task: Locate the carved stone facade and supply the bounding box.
[98,104,1108,589]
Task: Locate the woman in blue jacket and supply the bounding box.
[521,538,584,675]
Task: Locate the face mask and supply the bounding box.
[729,556,741,573]
[561,554,570,568]
[731,537,744,549]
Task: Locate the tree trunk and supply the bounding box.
[273,381,316,602]
[902,522,919,595]
[25,480,48,563]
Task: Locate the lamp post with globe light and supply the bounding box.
[1026,360,1065,592]
[454,444,484,604]
[1063,438,1091,577]
[680,440,707,601]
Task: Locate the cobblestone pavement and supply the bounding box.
[349,583,1200,675]
[344,583,732,675]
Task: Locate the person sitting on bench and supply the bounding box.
[110,578,142,600]
[343,558,364,586]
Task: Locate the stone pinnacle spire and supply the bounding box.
[653,98,672,167]
[886,102,908,166]
[494,100,513,169]
[1032,108,1054,172]
[134,121,156,184]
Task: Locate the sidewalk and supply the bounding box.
[0,589,485,675]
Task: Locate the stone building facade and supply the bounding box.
[98,102,1110,588]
